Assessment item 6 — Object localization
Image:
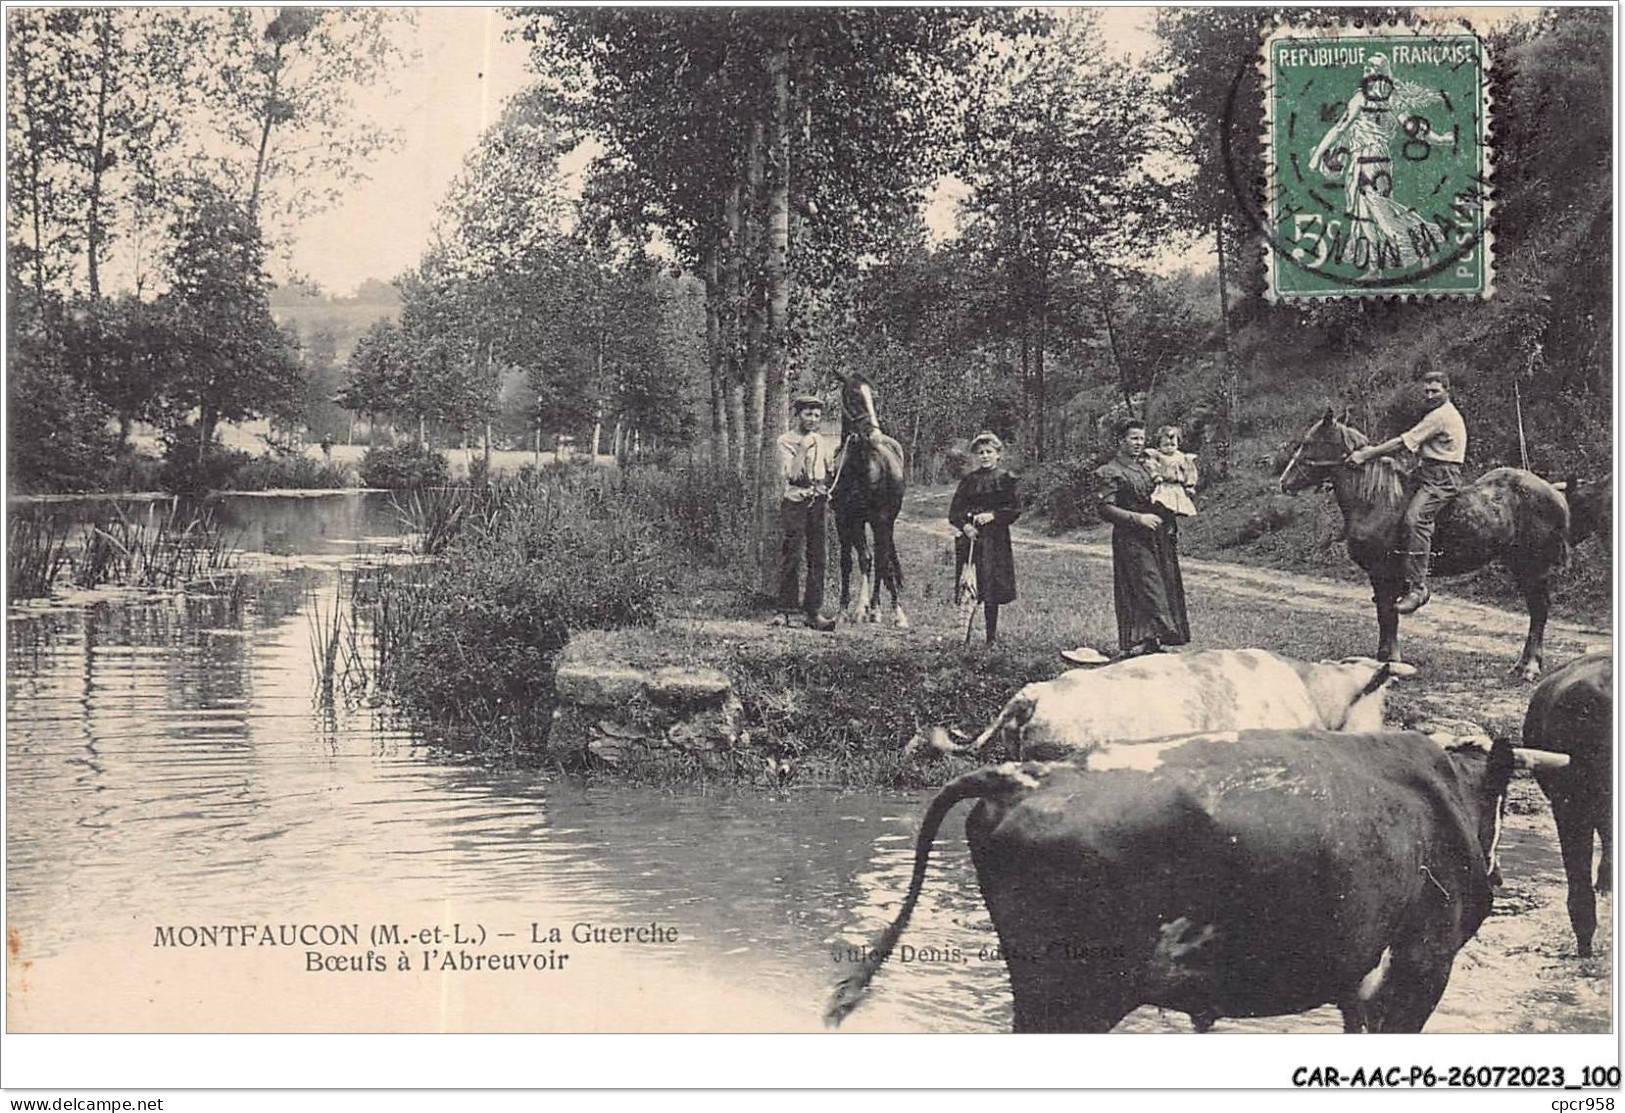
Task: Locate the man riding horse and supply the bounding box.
[1345,370,1466,615]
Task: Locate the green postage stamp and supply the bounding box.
[1263,24,1492,300]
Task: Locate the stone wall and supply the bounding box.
[548,642,747,770]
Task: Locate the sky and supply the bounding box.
[284,7,1171,297]
[279,6,1534,297]
[284,8,536,296]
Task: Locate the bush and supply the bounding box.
[6,359,120,494]
[941,445,972,481]
[378,471,669,744]
[102,447,165,493]
[1023,456,1104,532]
[158,428,252,497]
[620,462,753,564]
[360,442,450,489]
[230,450,356,491]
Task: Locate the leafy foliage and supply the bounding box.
[376,471,668,741]
[359,443,450,490]
[5,289,122,492]
[157,427,252,496]
[151,186,303,444]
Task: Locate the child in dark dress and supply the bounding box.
[949,431,1021,645]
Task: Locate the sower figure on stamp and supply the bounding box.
[1094,419,1190,659]
[950,431,1020,646]
[775,394,837,632]
[1345,370,1467,615]
[1308,53,1459,274]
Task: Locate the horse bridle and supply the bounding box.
[1279,437,1352,492]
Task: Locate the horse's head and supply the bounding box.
[1278,408,1367,494]
[838,371,882,441]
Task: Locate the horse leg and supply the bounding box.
[1593,786,1612,894]
[876,520,909,629]
[836,516,855,615]
[1371,572,1403,664]
[1513,572,1550,682]
[849,529,874,623]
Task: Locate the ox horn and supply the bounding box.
[1511,748,1573,771]
[1338,656,1418,679]
[1427,731,1574,771]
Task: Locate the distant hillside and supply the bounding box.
[270,279,401,362]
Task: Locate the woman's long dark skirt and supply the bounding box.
[1110,516,1190,651]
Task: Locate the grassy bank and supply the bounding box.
[358,462,1582,786]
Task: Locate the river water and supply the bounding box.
[4,492,1609,1034]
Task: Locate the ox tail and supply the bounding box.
[824,766,1019,1028]
[969,693,1035,755]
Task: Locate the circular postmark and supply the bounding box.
[1224,23,1494,300]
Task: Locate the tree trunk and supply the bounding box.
[1097,269,1133,409]
[755,32,793,594]
[17,30,47,298]
[743,113,768,492]
[1018,318,1031,454]
[1215,214,1236,478]
[703,240,729,471]
[726,379,746,484]
[908,407,922,483]
[483,337,495,477]
[723,179,746,477]
[248,38,284,226]
[199,406,219,463]
[86,11,114,297]
[1034,272,1048,463]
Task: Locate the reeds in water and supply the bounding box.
[307,577,375,709]
[308,564,436,710]
[390,480,537,556]
[8,513,73,600]
[72,502,241,590]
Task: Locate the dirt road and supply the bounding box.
[904,489,1608,662]
[901,490,1609,734]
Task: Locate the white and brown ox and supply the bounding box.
[970,648,1411,761]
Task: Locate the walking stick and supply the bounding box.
[1515,383,1530,472]
[960,536,980,647]
[1515,342,1542,472]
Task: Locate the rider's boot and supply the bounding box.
[1394,582,1431,614]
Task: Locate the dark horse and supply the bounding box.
[1279,409,1571,680]
[831,372,909,627]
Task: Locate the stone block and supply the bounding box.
[553,664,647,707]
[647,666,733,708]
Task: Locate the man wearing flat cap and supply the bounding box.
[775,394,836,631]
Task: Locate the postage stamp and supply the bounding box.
[1262,23,1493,300]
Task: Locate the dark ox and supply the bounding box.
[828,729,1569,1032]
[1522,651,1613,957]
[971,649,1405,760]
